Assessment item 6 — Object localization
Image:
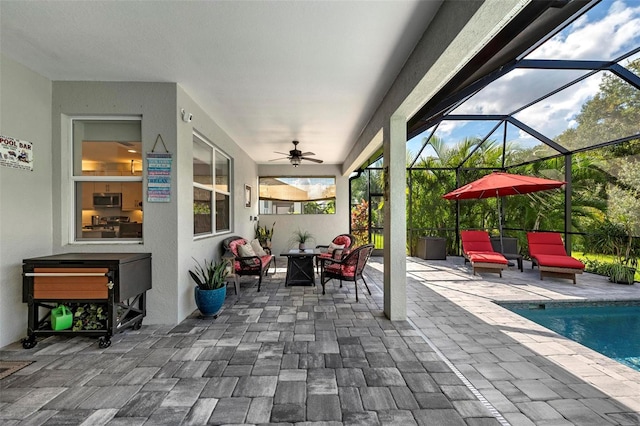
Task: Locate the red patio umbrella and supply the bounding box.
[443,172,566,251]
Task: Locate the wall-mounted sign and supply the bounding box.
[147,153,172,202]
[1,135,33,171]
[146,134,172,202]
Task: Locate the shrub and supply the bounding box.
[583,258,611,276]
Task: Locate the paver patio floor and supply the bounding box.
[1,256,639,425]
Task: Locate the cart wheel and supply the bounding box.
[21,336,37,349]
[98,337,111,349]
[133,320,142,330]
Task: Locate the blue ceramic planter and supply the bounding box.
[194,286,226,317]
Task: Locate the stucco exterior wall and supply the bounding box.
[49,81,259,326]
[51,81,180,325]
[176,85,258,321]
[0,75,261,347]
[0,54,53,348]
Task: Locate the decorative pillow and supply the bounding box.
[238,243,258,266]
[334,235,351,247]
[328,242,345,254]
[250,239,268,257]
[229,239,247,257]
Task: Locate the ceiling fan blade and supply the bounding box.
[301,151,315,156]
[273,151,290,156]
[269,157,289,162]
[300,156,323,163]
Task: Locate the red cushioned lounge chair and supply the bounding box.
[527,232,585,284]
[460,230,508,277]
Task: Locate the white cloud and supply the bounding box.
[513,73,602,138]
[435,120,460,137]
[449,0,640,141]
[532,0,640,60]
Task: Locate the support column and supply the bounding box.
[383,115,407,320]
[564,154,572,254]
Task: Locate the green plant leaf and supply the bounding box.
[189,257,229,290]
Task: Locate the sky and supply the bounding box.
[407,0,640,160]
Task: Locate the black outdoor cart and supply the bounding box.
[22,252,151,349]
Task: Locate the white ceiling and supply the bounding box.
[0,1,442,165]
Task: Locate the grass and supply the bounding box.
[573,251,640,282]
[372,233,384,249]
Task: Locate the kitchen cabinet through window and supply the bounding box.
[72,118,144,241]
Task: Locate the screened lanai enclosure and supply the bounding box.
[350,0,639,272]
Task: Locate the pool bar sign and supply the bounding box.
[1,135,33,171]
[146,152,172,202]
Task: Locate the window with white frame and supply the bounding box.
[72,118,143,242]
[259,176,336,214]
[193,134,231,236]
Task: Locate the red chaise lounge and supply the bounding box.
[526,232,585,284]
[460,230,508,277]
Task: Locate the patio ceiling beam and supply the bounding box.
[507,68,599,117]
[516,59,613,70]
[506,117,568,154]
[445,114,508,121]
[566,133,640,156]
[407,62,518,139]
[409,122,440,168]
[610,64,640,91]
[456,120,505,169]
[405,0,592,142]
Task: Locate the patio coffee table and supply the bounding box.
[281,249,321,286]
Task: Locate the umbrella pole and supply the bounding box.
[498,194,504,253]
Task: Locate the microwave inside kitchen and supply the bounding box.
[93,193,121,208]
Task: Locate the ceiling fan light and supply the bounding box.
[291,157,301,167]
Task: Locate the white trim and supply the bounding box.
[192,132,232,237]
[68,116,143,243]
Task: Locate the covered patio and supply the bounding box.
[2,258,639,424]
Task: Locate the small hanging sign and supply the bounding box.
[1,135,34,171]
[146,134,172,203]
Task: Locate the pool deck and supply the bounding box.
[0,255,639,425]
[401,256,640,419]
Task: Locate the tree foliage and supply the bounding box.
[350,59,640,254]
[350,199,369,247]
[557,59,640,150]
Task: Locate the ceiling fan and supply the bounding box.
[270,140,323,167]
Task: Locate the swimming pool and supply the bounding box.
[499,301,640,372]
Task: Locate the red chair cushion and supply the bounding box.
[466,252,508,265]
[333,235,352,247]
[229,238,247,257]
[229,238,267,270]
[527,232,568,256]
[461,230,494,253]
[533,254,584,269]
[259,255,272,269]
[325,263,357,277]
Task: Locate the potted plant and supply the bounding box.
[290,228,314,251]
[255,221,275,249]
[590,221,637,284]
[189,258,229,317]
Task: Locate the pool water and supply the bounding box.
[505,303,640,372]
